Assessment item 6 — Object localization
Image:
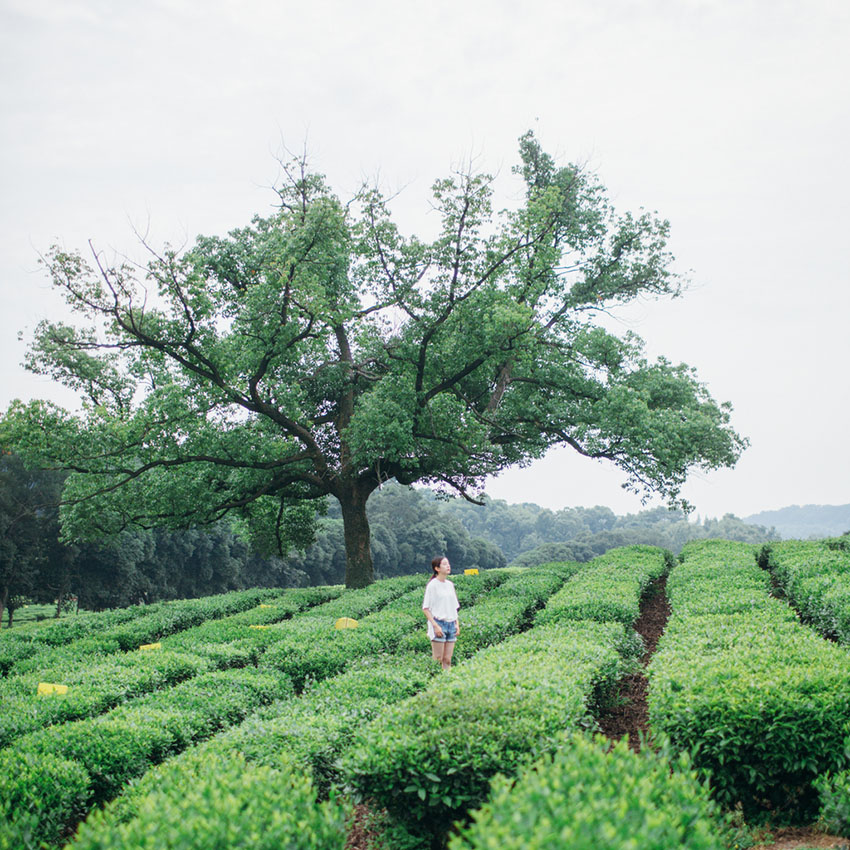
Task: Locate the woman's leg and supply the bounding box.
[439,640,456,670]
[431,640,444,663]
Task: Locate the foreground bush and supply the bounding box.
[343,619,630,839]
[72,749,347,850]
[1,668,292,847]
[451,733,728,850]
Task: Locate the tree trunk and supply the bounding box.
[0,584,7,629]
[338,485,375,589]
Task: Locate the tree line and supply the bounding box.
[2,452,778,626]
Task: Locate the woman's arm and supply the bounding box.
[423,607,444,638]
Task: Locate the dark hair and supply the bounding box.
[429,555,445,581]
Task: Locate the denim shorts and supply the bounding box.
[432,618,458,643]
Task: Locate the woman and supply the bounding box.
[422,555,460,670]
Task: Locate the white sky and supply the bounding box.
[1,0,848,519]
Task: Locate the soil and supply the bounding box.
[595,574,670,751]
[752,826,849,849]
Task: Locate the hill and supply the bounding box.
[744,504,850,540]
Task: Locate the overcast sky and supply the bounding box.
[1,0,848,520]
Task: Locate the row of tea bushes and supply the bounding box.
[0,575,431,848]
[648,540,850,816]
[71,659,437,849]
[74,749,347,850]
[342,617,633,841]
[68,565,576,850]
[0,588,282,676]
[535,545,671,627]
[0,667,292,849]
[451,733,729,850]
[759,539,850,644]
[0,586,340,746]
[0,647,208,748]
[259,571,511,691]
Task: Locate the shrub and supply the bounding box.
[0,649,206,747]
[342,619,629,838]
[72,749,347,850]
[7,668,292,844]
[451,733,728,850]
[816,767,850,838]
[0,750,90,849]
[762,540,850,643]
[649,540,850,817]
[535,545,669,627]
[71,657,438,839]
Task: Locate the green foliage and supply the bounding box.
[535,545,669,627]
[2,134,746,588]
[451,733,728,850]
[761,540,850,643]
[342,619,629,838]
[816,767,850,838]
[5,668,292,844]
[259,573,505,689]
[649,540,850,818]
[0,648,205,747]
[0,749,91,849]
[72,749,348,850]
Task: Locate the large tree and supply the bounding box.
[1,134,746,587]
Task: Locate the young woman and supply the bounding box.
[422,555,460,670]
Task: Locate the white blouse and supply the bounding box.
[422,578,459,622]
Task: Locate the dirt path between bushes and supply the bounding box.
[595,573,847,850]
[595,573,669,750]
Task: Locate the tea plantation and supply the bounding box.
[1,540,848,849]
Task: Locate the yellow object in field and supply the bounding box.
[139,642,162,651]
[464,568,479,575]
[259,604,272,608]
[37,682,68,696]
[249,624,269,630]
[334,617,358,630]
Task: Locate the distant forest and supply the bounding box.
[0,452,798,621]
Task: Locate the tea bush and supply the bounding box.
[535,545,669,627]
[816,767,850,838]
[649,540,850,816]
[761,540,850,644]
[3,668,292,845]
[0,649,206,747]
[72,749,347,850]
[342,619,630,837]
[451,733,728,850]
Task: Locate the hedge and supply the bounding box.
[451,733,728,850]
[259,572,512,690]
[70,565,574,848]
[0,587,339,746]
[71,749,347,850]
[534,545,670,628]
[342,618,631,839]
[760,539,850,644]
[648,540,850,816]
[2,588,281,676]
[0,668,292,847]
[0,648,206,747]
